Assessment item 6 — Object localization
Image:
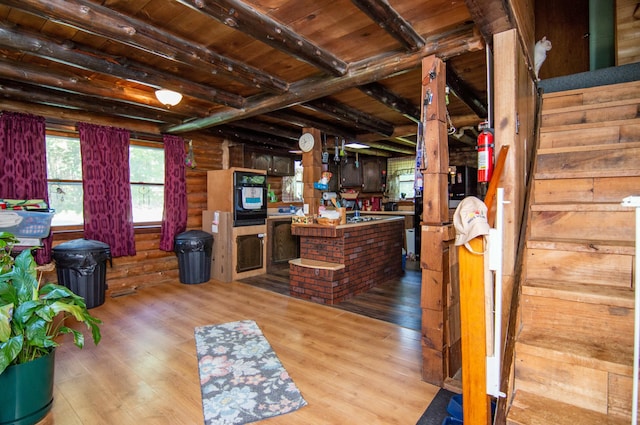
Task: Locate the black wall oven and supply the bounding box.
[233,171,267,227]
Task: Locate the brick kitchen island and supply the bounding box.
[289,216,404,304]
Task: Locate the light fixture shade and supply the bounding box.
[155,89,183,106]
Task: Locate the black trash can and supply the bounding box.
[51,239,111,309]
[174,230,213,284]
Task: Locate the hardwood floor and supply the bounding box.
[40,276,438,425]
[241,266,423,331]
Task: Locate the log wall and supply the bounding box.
[41,131,225,294]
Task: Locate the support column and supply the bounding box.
[419,55,460,386]
[301,127,323,216]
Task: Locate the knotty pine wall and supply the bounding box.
[42,133,224,295]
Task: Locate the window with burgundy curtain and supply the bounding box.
[0,111,52,265]
[78,122,136,257]
[159,134,187,251]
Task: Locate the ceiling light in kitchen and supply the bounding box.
[344,142,369,149]
[155,89,183,107]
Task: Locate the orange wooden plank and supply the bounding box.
[458,238,492,425]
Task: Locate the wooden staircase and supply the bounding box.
[506,80,640,425]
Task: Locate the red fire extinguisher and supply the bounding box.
[477,124,494,183]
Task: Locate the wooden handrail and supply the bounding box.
[485,145,510,226]
[459,144,509,425]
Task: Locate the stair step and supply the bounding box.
[523,279,634,308]
[521,290,634,342]
[533,176,640,204]
[535,142,640,179]
[531,202,630,212]
[541,80,640,111]
[517,329,633,377]
[541,98,639,128]
[507,390,629,425]
[539,118,640,148]
[525,246,633,288]
[527,238,635,256]
[528,203,634,243]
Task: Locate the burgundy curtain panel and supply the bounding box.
[159,134,187,251]
[0,111,52,264]
[78,122,136,257]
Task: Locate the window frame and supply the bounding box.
[45,131,165,231]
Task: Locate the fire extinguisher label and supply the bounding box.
[478,150,489,170]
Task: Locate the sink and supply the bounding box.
[346,216,382,224]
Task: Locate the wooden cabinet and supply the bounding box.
[338,156,387,191]
[249,152,294,176]
[340,161,362,188]
[362,157,387,193]
[271,155,294,176]
[326,160,340,192]
[267,218,299,273]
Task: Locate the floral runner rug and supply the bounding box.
[194,320,307,424]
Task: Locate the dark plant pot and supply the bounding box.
[0,350,55,425]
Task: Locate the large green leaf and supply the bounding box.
[0,335,23,374]
[0,303,13,342]
[58,326,85,349]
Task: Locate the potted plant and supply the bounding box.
[0,232,102,425]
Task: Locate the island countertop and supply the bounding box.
[288,214,404,305]
[291,214,405,237]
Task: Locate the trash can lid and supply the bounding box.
[52,238,111,253]
[175,230,213,241]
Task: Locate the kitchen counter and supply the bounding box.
[289,215,404,305]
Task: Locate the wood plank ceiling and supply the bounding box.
[0,0,509,157]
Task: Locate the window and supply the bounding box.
[46,134,164,226]
[281,160,303,202]
[47,135,84,226]
[129,144,164,223]
[386,157,416,200]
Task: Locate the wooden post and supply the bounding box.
[419,55,460,386]
[301,127,323,216]
[459,238,492,425]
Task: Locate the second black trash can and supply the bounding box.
[174,230,213,284]
[51,239,111,309]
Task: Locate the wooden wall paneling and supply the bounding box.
[616,0,640,65]
[492,27,537,419]
[509,0,536,67]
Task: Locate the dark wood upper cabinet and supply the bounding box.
[340,161,363,189]
[247,152,295,176]
[362,157,387,193]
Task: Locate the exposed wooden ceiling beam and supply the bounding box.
[3,0,288,92]
[0,99,163,134]
[464,0,515,48]
[265,110,356,139]
[230,119,300,140]
[446,64,488,119]
[301,98,395,137]
[176,0,348,76]
[209,125,294,150]
[358,82,421,122]
[353,142,414,155]
[0,79,182,124]
[165,23,484,133]
[351,0,425,51]
[0,57,206,117]
[0,22,245,108]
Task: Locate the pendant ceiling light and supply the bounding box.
[155,89,183,107]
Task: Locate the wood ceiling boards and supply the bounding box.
[0,0,502,155]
